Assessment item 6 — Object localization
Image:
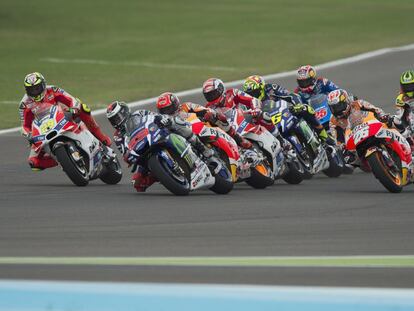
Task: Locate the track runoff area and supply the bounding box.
[1,44,414,310]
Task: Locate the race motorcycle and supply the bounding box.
[223,107,303,187]
[31,104,122,186]
[346,112,413,193]
[125,113,233,195]
[262,99,343,178]
[309,93,353,175]
[185,112,239,183]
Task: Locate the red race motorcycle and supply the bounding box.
[346,112,413,193]
[31,104,122,186]
[221,107,277,188]
[185,112,239,184]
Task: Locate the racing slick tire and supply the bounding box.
[367,151,403,193]
[54,144,89,186]
[99,157,123,185]
[282,160,304,184]
[148,152,190,196]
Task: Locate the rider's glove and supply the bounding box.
[244,109,262,120]
[154,115,172,128]
[203,110,218,123]
[375,112,389,123]
[68,107,80,116]
[291,103,306,113]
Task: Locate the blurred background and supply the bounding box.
[1,0,413,129]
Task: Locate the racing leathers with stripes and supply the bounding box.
[113,110,211,192]
[19,85,111,170]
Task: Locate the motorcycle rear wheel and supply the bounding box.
[245,164,274,189]
[99,156,123,185]
[367,150,403,193]
[209,151,234,194]
[283,160,304,184]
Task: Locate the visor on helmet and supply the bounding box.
[401,82,414,95]
[158,104,178,115]
[108,114,126,129]
[297,77,315,89]
[203,89,223,102]
[245,88,261,99]
[25,83,45,98]
[329,100,348,117]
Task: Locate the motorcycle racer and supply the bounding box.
[243,74,334,145]
[294,65,339,102]
[20,72,112,170]
[327,89,388,145]
[156,91,252,149]
[202,77,280,134]
[387,70,414,152]
[107,101,213,192]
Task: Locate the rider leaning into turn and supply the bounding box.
[327,89,388,146]
[242,74,334,145]
[19,72,112,170]
[156,91,252,149]
[202,77,283,143]
[106,100,213,192]
[387,70,414,152]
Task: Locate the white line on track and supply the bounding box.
[2,42,413,136]
[41,57,240,72]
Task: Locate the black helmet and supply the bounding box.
[106,101,130,129]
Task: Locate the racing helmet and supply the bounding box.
[106,101,130,129]
[156,92,180,115]
[202,78,225,107]
[243,75,266,100]
[327,89,351,118]
[400,70,414,98]
[296,65,317,92]
[24,72,47,102]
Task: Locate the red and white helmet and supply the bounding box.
[156,92,180,115]
[327,89,351,118]
[202,78,225,107]
[296,65,317,93]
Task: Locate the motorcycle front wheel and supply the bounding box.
[367,150,403,193]
[148,151,191,196]
[54,144,89,186]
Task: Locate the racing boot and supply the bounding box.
[188,134,214,158]
[79,110,112,146]
[316,126,336,146]
[28,153,58,171]
[278,136,296,159]
[132,172,156,192]
[228,127,252,149]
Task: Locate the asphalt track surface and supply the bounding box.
[0,48,414,287]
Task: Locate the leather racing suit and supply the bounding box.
[169,101,252,149]
[114,110,211,192]
[263,83,333,143]
[19,85,112,170]
[389,92,414,153]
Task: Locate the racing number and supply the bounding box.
[40,119,55,134]
[353,126,369,145]
[271,112,282,124]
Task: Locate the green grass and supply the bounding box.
[0,256,413,267]
[1,0,413,129]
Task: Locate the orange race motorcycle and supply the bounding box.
[346,112,413,193]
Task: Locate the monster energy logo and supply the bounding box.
[170,134,194,167]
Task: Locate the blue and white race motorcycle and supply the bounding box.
[262,99,343,178]
[124,113,233,195]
